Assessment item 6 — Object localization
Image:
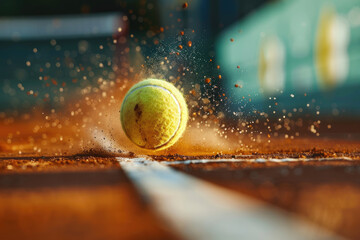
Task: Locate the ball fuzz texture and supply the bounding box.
[120,79,188,150]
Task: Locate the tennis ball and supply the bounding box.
[120,79,188,150]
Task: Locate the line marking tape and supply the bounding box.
[117,157,342,240]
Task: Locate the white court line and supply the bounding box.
[161,157,354,165]
[118,157,342,240]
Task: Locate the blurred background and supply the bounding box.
[0,0,359,137]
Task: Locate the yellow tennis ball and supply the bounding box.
[120,79,188,150]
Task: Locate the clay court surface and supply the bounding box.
[1,1,360,239]
[1,133,360,240]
